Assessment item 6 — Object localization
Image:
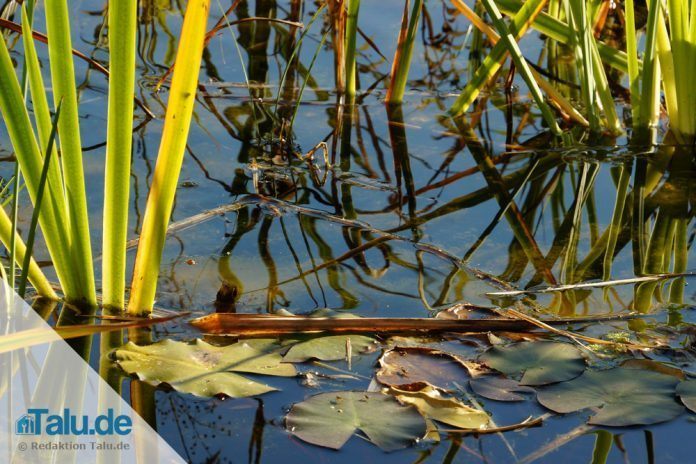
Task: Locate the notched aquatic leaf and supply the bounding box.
[112,338,296,398]
[479,341,585,385]
[469,376,535,401]
[283,335,378,362]
[676,380,696,413]
[391,385,490,429]
[286,391,426,451]
[537,368,684,426]
[376,346,483,391]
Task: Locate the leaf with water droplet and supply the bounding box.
[537,368,684,426]
[479,341,585,385]
[286,391,426,451]
[112,339,296,398]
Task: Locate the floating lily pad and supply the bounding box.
[376,346,481,391]
[112,339,296,398]
[537,368,684,426]
[621,359,686,379]
[283,335,378,362]
[676,380,696,413]
[479,341,585,385]
[286,391,426,451]
[391,386,490,429]
[469,376,535,401]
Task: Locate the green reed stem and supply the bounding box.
[480,0,561,134]
[44,0,96,305]
[128,0,211,315]
[344,0,360,98]
[103,0,137,309]
[450,0,547,117]
[495,0,631,72]
[0,14,75,297]
[386,0,423,104]
[624,0,641,122]
[568,0,599,130]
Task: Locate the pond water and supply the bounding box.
[3,0,696,462]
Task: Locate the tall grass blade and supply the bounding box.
[274,4,325,113]
[568,0,599,130]
[495,0,632,72]
[128,0,211,315]
[452,0,588,126]
[289,30,330,133]
[478,0,561,134]
[634,0,661,136]
[44,0,96,305]
[386,0,423,104]
[624,0,641,122]
[18,101,62,299]
[0,14,75,298]
[103,0,137,309]
[344,0,360,98]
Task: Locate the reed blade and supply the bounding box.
[128,0,211,315]
[344,0,360,98]
[18,101,62,299]
[386,0,423,104]
[103,0,137,309]
[478,0,561,134]
[0,13,75,297]
[44,0,96,305]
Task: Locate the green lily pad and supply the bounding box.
[112,339,296,398]
[676,380,696,413]
[283,335,378,362]
[286,391,426,451]
[479,341,585,385]
[537,368,684,426]
[469,376,535,401]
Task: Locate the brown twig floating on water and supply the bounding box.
[189,312,642,337]
[486,272,696,297]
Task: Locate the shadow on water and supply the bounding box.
[1,0,695,462]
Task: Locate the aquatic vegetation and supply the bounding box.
[128,0,211,315]
[102,0,138,309]
[537,367,684,426]
[0,0,693,461]
[0,0,210,312]
[286,391,428,451]
[112,338,296,397]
